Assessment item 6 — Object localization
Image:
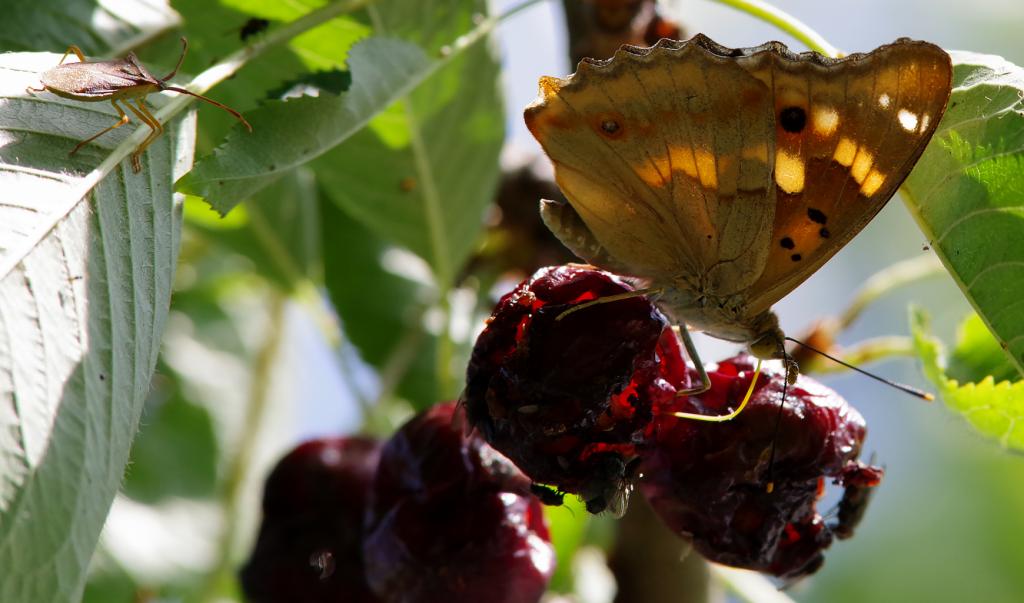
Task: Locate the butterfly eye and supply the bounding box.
[599,118,621,136]
[779,106,807,133]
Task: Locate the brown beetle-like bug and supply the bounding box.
[27,37,252,172]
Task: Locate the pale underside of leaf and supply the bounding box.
[1,0,182,55]
[902,50,1024,378]
[0,52,194,603]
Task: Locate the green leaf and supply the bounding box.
[122,370,218,503]
[2,0,180,54]
[320,194,437,407]
[902,50,1024,378]
[318,0,504,282]
[910,307,1024,451]
[177,36,432,213]
[81,552,138,603]
[0,52,192,602]
[157,0,370,149]
[185,168,323,291]
[948,312,1019,384]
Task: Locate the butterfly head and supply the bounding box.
[748,313,786,361]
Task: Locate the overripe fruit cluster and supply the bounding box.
[242,264,884,602]
[462,265,884,578]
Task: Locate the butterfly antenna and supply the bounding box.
[784,336,934,401]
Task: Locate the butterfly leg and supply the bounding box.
[673,325,711,395]
[540,198,635,274]
[671,325,762,423]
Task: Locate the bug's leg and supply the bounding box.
[58,45,87,65]
[129,100,163,154]
[673,325,712,396]
[123,101,154,172]
[125,99,161,172]
[71,98,131,156]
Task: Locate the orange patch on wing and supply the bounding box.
[741,87,765,107]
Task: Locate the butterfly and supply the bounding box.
[524,34,952,379]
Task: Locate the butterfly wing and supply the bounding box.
[739,38,952,315]
[526,36,952,320]
[525,39,778,292]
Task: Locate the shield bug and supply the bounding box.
[27,37,252,172]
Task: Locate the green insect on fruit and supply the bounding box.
[27,37,252,173]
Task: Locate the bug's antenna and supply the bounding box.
[784,336,934,401]
[162,37,189,81]
[160,85,253,131]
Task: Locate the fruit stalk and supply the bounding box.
[198,293,287,602]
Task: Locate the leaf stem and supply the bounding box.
[376,317,428,402]
[708,0,840,57]
[196,293,287,602]
[838,254,946,329]
[399,96,457,395]
[804,335,919,374]
[245,203,342,348]
[362,0,544,398]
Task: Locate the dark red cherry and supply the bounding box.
[363,402,555,603]
[240,437,382,603]
[642,354,882,578]
[463,265,687,515]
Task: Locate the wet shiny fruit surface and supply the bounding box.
[641,354,882,578]
[463,265,683,515]
[363,402,555,603]
[241,437,383,603]
[240,260,887,597]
